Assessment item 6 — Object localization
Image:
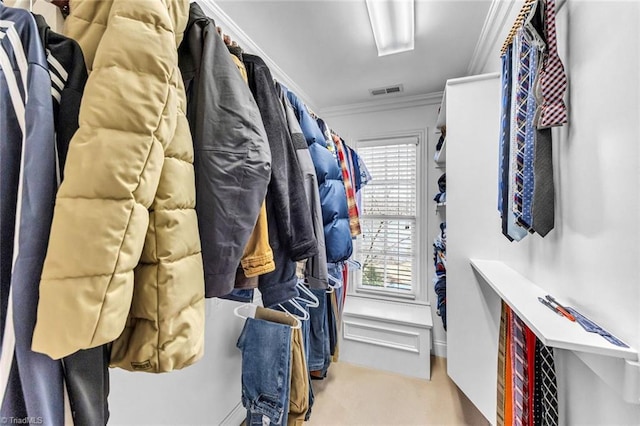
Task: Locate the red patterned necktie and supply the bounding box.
[538,0,568,128]
[511,314,530,426]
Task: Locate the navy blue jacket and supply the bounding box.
[285,90,352,263]
[0,5,63,423]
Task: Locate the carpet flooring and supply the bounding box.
[305,356,489,426]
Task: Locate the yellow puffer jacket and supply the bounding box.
[31,0,205,373]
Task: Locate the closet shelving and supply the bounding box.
[434,137,446,168]
[470,259,636,360]
[470,259,640,404]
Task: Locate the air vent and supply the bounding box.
[369,84,404,96]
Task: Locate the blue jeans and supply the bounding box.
[237,318,292,425]
[308,288,328,372]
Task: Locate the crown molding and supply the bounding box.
[467,0,519,75]
[194,0,319,112]
[320,92,443,118]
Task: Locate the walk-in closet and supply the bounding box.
[1,0,639,425]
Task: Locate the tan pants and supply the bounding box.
[254,307,309,426]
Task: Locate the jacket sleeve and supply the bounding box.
[244,55,317,262]
[277,83,328,288]
[188,20,271,298]
[3,10,65,421]
[32,0,180,359]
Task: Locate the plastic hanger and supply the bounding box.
[345,259,361,270]
[295,280,319,308]
[278,299,309,322]
[327,274,343,289]
[233,303,257,320]
[233,303,301,329]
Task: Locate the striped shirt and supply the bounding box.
[0,5,65,424]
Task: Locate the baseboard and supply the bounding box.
[433,339,447,358]
[219,402,245,426]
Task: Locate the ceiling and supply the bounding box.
[214,0,493,111]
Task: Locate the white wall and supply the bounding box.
[108,299,247,425]
[322,102,447,357]
[453,1,640,424]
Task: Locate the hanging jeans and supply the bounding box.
[257,307,309,426]
[308,288,328,374]
[237,317,292,425]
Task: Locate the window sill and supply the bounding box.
[343,296,433,329]
[355,287,417,302]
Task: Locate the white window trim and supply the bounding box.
[349,129,428,304]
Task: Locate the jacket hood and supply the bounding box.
[185,2,210,35]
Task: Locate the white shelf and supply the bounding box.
[470,259,637,361]
[434,137,446,165]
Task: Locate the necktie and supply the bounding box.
[511,314,529,426]
[505,35,528,241]
[535,340,559,425]
[538,0,567,128]
[504,307,514,426]
[496,302,508,426]
[513,30,534,230]
[521,31,542,229]
[526,328,537,426]
[531,126,554,236]
[499,45,515,241]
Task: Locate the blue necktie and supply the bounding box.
[521,33,540,229]
[513,31,532,229]
[506,31,529,241]
[499,45,514,240]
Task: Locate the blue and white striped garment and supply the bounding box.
[0,4,67,424]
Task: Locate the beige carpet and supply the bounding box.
[306,357,489,426]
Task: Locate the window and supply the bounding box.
[353,135,421,299]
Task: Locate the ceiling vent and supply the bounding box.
[370,84,404,96]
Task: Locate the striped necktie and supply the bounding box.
[538,0,567,128]
[513,30,534,230]
[505,34,528,242]
[511,314,529,426]
[521,31,542,229]
[496,302,508,426]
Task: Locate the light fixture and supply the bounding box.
[365,0,415,57]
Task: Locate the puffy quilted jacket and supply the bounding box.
[285,90,352,263]
[32,0,205,373]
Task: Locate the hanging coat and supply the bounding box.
[178,2,272,298]
[32,0,205,374]
[285,89,353,263]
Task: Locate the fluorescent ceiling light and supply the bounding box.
[366,0,415,57]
